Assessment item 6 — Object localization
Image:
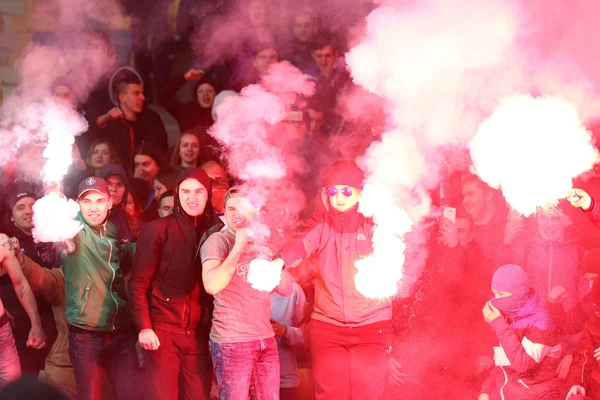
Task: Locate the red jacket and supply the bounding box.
[566,314,600,398]
[480,294,563,400]
[280,202,391,327]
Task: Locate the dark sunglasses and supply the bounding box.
[326,186,353,197]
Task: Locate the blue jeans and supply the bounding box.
[209,338,279,400]
[0,322,21,389]
[68,326,142,400]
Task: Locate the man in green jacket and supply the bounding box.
[63,177,140,400]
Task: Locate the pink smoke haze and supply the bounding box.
[346,0,519,298]
[344,0,600,299]
[0,2,125,244]
[470,95,599,216]
[209,62,315,242]
[42,101,89,184]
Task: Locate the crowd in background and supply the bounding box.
[2,2,600,400]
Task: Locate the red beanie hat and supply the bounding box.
[324,160,365,189]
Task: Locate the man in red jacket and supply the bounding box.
[280,160,392,400]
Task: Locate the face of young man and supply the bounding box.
[461,181,490,223]
[326,185,361,213]
[253,48,278,76]
[537,212,566,242]
[12,197,36,234]
[293,14,316,43]
[106,176,126,206]
[158,196,175,218]
[313,45,337,76]
[120,83,145,114]
[225,197,255,232]
[178,178,208,217]
[78,192,112,227]
[53,85,76,107]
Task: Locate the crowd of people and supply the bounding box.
[2,2,600,400]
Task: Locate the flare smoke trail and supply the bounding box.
[345,0,600,298]
[346,0,519,298]
[209,61,314,287]
[210,61,315,236]
[1,0,125,243]
[470,95,599,216]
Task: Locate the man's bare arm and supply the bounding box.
[0,245,46,349]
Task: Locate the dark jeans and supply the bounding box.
[143,328,212,400]
[279,387,297,400]
[209,338,279,400]
[310,319,392,400]
[68,326,142,400]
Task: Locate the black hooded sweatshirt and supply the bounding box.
[128,168,224,335]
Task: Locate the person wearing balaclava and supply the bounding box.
[128,168,224,400]
[478,264,562,400]
[566,277,600,400]
[279,160,392,400]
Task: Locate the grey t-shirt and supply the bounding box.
[200,229,274,343]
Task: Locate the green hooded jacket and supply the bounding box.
[62,213,135,331]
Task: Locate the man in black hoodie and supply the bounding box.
[128,168,224,400]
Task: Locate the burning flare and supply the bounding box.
[32,192,82,243]
[470,94,599,216]
[247,258,284,292]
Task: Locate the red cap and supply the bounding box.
[324,160,364,189]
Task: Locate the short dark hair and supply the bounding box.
[311,35,338,53]
[253,43,279,58]
[159,189,174,203]
[154,168,180,191]
[114,71,142,96]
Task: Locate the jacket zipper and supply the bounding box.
[582,350,589,384]
[79,284,91,316]
[500,366,508,400]
[101,224,118,331]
